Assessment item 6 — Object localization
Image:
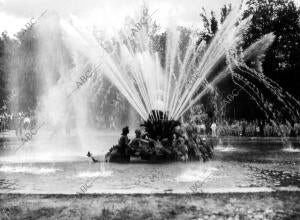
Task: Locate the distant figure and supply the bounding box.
[200,123,206,135]
[241,120,247,136]
[109,116,117,130]
[255,126,260,136]
[87,151,99,163]
[16,113,24,136]
[211,122,217,137]
[23,115,31,130]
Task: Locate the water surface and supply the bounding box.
[0,134,299,194]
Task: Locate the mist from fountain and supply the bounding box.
[98,3,300,141]
[94,2,299,126]
[3,12,114,161]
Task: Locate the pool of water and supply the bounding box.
[0,133,299,194]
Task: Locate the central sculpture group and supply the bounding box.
[105,110,214,163]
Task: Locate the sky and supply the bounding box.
[0,0,299,37]
[0,0,239,37]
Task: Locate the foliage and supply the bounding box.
[186,104,208,124]
[0,17,73,111]
[198,0,300,120]
[244,0,300,71]
[184,88,223,126]
[0,33,8,107]
[199,4,232,43]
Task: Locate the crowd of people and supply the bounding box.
[188,120,300,137]
[0,108,36,136]
[1,104,300,139]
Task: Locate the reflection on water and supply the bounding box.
[0,137,299,194]
[247,165,300,188]
[282,145,300,152]
[215,144,237,152]
[76,170,113,178]
[176,167,218,182]
[0,165,61,174]
[0,178,16,191]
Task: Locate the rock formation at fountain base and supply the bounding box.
[105,111,214,163]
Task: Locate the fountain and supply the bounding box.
[98,4,278,162]
[3,1,300,163]
[98,2,299,161]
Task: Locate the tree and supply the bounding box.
[0,32,15,108]
[244,0,300,98]
[198,0,300,120]
[0,33,7,106]
[199,4,232,43]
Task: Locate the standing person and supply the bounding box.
[0,113,3,132]
[5,112,10,131]
[18,112,24,136]
[110,116,117,130]
[12,112,17,136]
[259,120,265,137]
[255,123,260,137]
[3,113,7,132]
[15,113,22,136]
[241,120,247,136]
[211,122,217,137]
[200,122,206,135]
[23,114,31,130]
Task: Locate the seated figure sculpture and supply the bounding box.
[105,126,131,162]
[105,123,214,163]
[129,129,144,156]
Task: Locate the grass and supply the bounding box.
[1,191,299,219]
